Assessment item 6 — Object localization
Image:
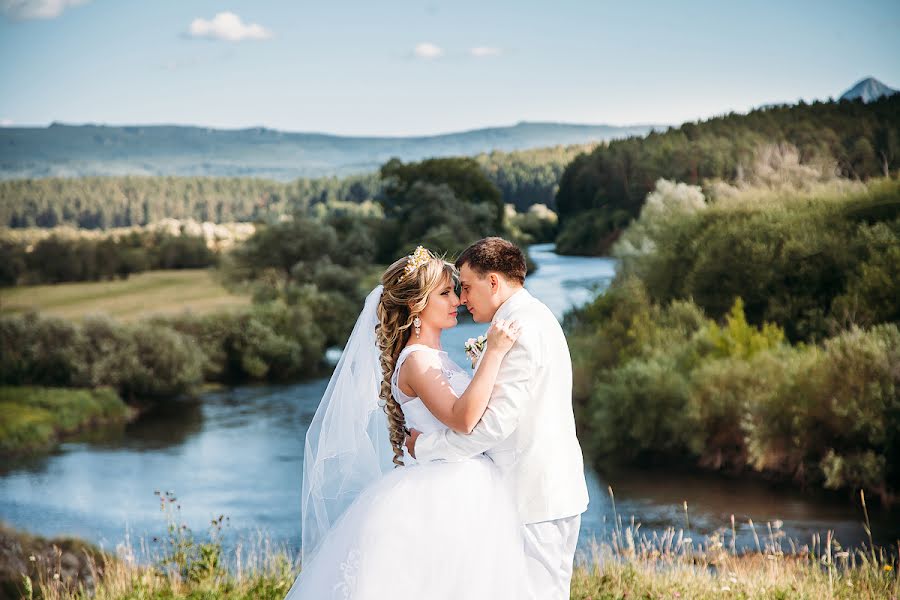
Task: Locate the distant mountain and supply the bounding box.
[0,121,660,181]
[840,77,898,103]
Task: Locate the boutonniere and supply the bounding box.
[464,335,487,369]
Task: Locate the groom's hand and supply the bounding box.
[405,428,421,459]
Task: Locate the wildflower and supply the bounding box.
[884,565,893,571]
[28,555,36,561]
[53,573,60,580]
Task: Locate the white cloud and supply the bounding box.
[189,12,272,42]
[470,46,502,57]
[1,0,88,20]
[0,118,13,127]
[413,42,443,59]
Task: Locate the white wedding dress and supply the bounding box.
[284,344,527,600]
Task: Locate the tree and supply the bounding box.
[380,157,504,229]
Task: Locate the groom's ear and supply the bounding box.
[488,273,500,292]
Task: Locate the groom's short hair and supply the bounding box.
[455,237,526,285]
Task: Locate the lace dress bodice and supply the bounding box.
[391,344,471,435]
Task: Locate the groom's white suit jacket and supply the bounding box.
[416,288,590,525]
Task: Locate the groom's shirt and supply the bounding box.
[415,288,590,525]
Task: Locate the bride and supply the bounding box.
[284,246,528,599]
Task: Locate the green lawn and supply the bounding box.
[0,269,251,322]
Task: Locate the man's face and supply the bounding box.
[458,263,500,323]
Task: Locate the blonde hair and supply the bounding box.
[376,247,456,467]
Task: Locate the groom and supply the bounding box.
[406,236,589,599]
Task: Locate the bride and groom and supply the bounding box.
[285,237,589,599]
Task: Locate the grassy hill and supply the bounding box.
[0,269,250,322]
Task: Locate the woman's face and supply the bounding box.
[419,275,460,331]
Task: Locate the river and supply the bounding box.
[1,243,896,562]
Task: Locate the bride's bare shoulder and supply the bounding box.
[397,347,444,395]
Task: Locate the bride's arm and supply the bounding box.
[400,320,520,434]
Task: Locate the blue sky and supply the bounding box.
[1,0,898,135]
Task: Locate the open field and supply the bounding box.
[0,269,251,322]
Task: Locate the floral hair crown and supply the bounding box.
[398,246,431,283]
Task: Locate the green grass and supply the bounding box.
[0,386,133,455]
[11,489,898,600]
[18,529,898,600]
[0,269,251,323]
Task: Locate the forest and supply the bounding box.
[0,145,586,229]
[555,95,900,254]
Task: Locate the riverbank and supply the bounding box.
[0,386,135,457]
[4,516,895,600]
[0,521,111,600]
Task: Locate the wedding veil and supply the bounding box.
[300,284,395,564]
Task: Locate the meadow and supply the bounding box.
[0,269,249,323]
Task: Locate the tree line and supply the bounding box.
[555,95,900,254]
[0,231,216,286]
[0,145,586,230]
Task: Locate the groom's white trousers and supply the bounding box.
[523,513,581,600]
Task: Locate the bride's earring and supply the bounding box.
[413,315,421,339]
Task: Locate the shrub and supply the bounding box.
[0,312,83,386]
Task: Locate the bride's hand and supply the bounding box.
[485,319,522,356]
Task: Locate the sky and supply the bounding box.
[1,0,899,136]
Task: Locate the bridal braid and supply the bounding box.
[376,247,456,467]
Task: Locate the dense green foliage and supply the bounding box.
[378,157,505,259]
[567,280,899,502]
[615,178,900,343]
[220,212,378,347]
[381,156,504,225]
[556,95,900,254]
[0,385,131,455]
[0,302,334,400]
[0,312,206,399]
[0,230,216,286]
[565,178,900,502]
